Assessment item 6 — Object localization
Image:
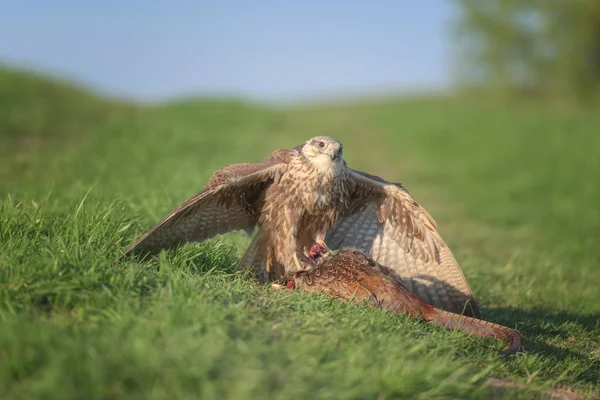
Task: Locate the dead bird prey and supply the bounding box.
[122,136,480,317]
[282,246,523,357]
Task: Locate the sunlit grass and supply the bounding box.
[1,67,599,399]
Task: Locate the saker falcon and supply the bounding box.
[122,136,481,317]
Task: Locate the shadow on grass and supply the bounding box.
[485,306,600,385]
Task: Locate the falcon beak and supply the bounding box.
[328,149,341,161]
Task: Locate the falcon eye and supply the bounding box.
[317,141,325,148]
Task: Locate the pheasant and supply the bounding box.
[280,245,523,356]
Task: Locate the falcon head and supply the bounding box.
[302,136,344,167]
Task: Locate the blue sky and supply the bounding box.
[0,1,455,101]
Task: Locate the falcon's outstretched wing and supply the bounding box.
[263,145,303,164]
[122,162,288,259]
[326,168,481,318]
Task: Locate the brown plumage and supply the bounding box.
[122,136,480,317]
[284,247,523,357]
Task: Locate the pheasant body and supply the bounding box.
[286,248,523,356]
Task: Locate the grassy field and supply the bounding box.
[1,66,599,399]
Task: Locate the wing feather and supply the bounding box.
[326,168,481,317]
[122,162,287,258]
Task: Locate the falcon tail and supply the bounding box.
[236,230,290,283]
[236,233,265,280]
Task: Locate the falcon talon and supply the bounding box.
[309,242,332,260]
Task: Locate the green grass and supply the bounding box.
[1,66,600,399]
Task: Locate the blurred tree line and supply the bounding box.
[451,0,600,103]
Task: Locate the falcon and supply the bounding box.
[122,136,481,317]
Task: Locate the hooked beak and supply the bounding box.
[328,149,341,161]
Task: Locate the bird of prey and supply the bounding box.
[122,136,481,317]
